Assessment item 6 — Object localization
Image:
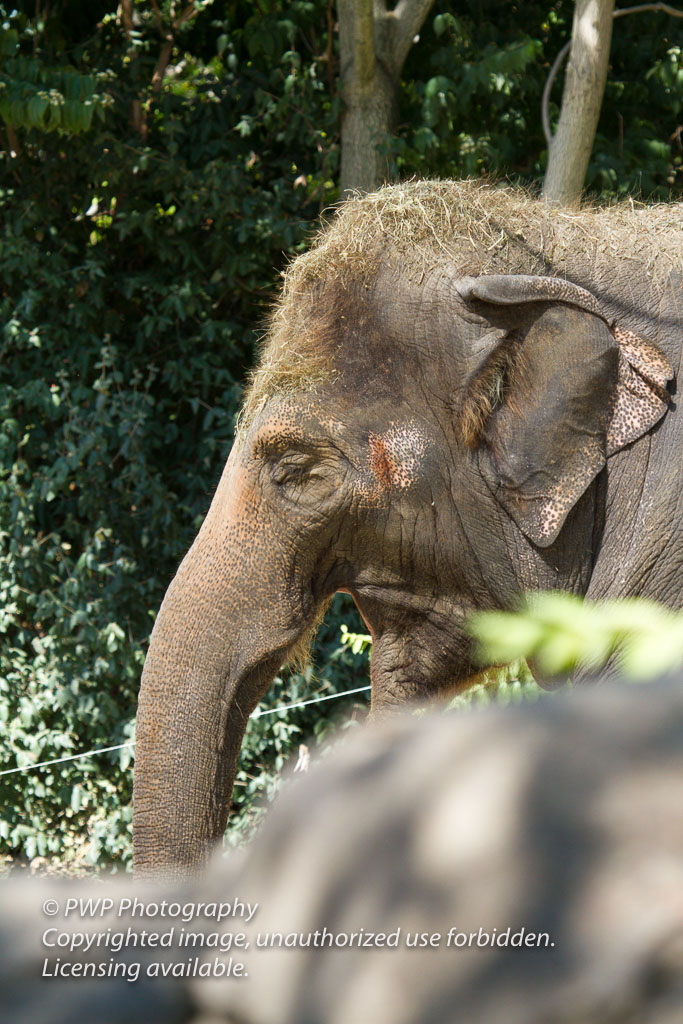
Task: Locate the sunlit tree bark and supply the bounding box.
[337,0,433,197]
[543,0,615,206]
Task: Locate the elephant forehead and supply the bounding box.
[248,396,341,446]
[367,424,431,491]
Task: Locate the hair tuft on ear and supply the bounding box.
[460,343,516,448]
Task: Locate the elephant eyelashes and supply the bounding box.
[268,452,341,500]
[270,453,315,486]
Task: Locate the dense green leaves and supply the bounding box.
[395,1,682,195]
[227,596,370,844]
[0,57,112,133]
[0,0,342,870]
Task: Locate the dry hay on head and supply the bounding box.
[238,179,683,439]
[299,178,683,284]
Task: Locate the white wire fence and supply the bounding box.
[0,684,371,778]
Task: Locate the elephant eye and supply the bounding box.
[270,452,315,486]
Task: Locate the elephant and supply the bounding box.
[133,179,683,875]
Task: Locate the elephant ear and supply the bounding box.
[456,275,673,547]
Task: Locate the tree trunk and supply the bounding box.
[337,0,434,198]
[339,70,397,195]
[543,0,615,207]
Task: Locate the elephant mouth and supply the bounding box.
[338,584,480,711]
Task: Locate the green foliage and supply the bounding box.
[471,593,683,681]
[0,9,113,133]
[0,0,341,870]
[226,596,369,846]
[1,1,681,872]
[445,660,544,711]
[339,623,372,656]
[393,1,682,197]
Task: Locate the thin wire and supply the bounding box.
[0,743,134,777]
[251,685,370,718]
[0,685,371,777]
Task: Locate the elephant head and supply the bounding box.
[133,182,676,875]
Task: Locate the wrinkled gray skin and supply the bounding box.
[6,679,683,1024]
[133,188,683,875]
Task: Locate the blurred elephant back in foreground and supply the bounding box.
[3,677,683,1024]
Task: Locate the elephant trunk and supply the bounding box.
[133,449,309,877]
[132,574,264,876]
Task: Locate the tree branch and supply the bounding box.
[117,0,134,38]
[542,41,571,146]
[117,1,144,131]
[4,122,21,157]
[613,1,683,17]
[151,38,175,93]
[151,3,199,96]
[125,0,199,138]
[338,0,376,87]
[326,0,336,97]
[174,1,199,28]
[543,2,683,146]
[389,0,434,73]
[337,0,431,194]
[149,0,165,35]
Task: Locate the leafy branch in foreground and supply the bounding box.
[470,593,683,681]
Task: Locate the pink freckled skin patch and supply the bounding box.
[366,424,430,494]
[368,435,395,489]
